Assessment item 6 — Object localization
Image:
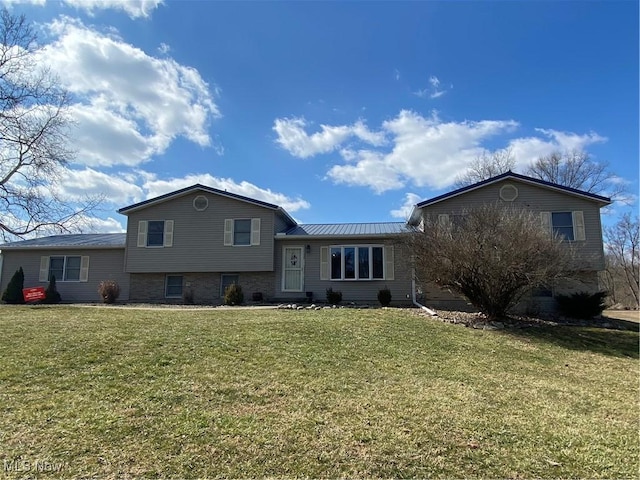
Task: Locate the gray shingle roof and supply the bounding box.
[281,222,407,237]
[0,233,126,249]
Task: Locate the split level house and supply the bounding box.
[0,172,611,312]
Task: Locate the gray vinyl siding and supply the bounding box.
[0,248,129,302]
[274,237,413,305]
[125,191,276,273]
[274,213,292,234]
[417,178,607,271]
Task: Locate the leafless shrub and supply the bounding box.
[407,203,573,320]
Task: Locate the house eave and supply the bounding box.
[275,233,406,240]
[415,172,612,210]
[0,245,125,251]
[118,184,297,225]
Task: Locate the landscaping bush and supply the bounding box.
[2,267,25,304]
[326,287,342,305]
[556,291,608,319]
[98,280,120,304]
[183,289,194,305]
[44,275,61,304]
[407,204,573,320]
[378,287,392,307]
[224,283,244,305]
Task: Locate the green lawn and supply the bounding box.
[0,306,637,479]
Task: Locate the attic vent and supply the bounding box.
[500,184,518,202]
[193,195,208,211]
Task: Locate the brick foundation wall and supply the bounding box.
[130,272,275,304]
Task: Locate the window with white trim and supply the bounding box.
[165,275,183,297]
[327,245,388,281]
[234,219,251,246]
[137,220,174,247]
[147,220,164,246]
[39,256,89,282]
[540,211,585,241]
[552,212,574,240]
[224,218,261,246]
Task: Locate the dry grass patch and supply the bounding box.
[0,306,637,478]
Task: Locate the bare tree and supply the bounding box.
[454,148,515,188]
[408,203,573,320]
[526,149,626,200]
[604,212,639,308]
[0,9,97,240]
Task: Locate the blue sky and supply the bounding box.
[5,0,639,231]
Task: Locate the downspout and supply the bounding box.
[412,274,437,316]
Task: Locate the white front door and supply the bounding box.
[282,246,304,292]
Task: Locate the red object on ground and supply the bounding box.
[23,287,46,302]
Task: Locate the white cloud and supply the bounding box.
[63,0,163,18]
[276,109,608,194]
[58,167,145,205]
[1,0,47,6]
[508,129,607,169]
[3,0,163,18]
[328,110,519,192]
[390,192,422,220]
[140,173,311,213]
[68,103,152,167]
[412,89,429,99]
[273,117,386,159]
[80,215,126,233]
[413,75,452,99]
[56,168,311,216]
[273,117,352,158]
[41,17,219,167]
[328,150,405,193]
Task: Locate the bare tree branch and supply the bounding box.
[526,149,626,201]
[406,203,574,320]
[0,8,98,241]
[604,212,639,308]
[454,148,515,188]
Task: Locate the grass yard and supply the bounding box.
[0,306,638,479]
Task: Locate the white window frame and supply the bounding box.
[541,211,585,242]
[137,220,174,248]
[165,275,183,298]
[325,245,390,281]
[224,218,261,246]
[39,256,89,282]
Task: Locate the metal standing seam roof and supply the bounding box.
[0,233,126,249]
[281,222,407,237]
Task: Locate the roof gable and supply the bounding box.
[118,184,297,226]
[409,172,611,223]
